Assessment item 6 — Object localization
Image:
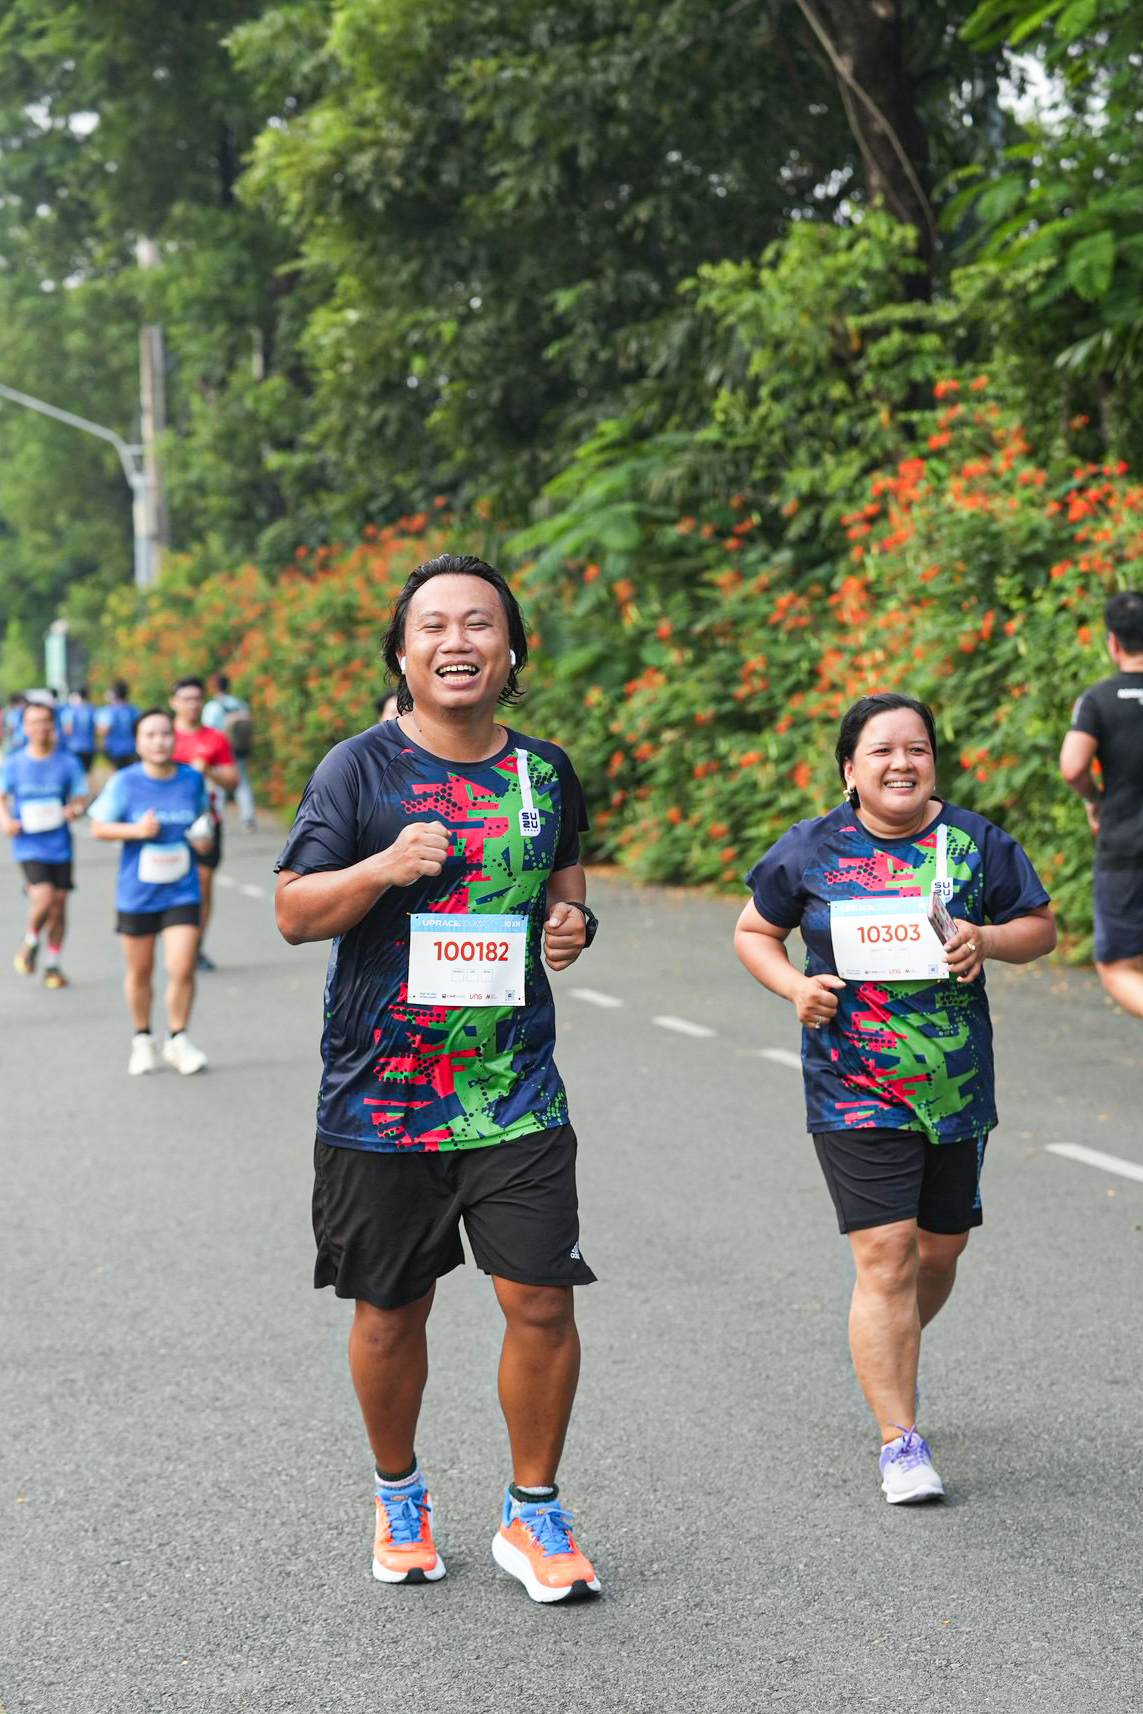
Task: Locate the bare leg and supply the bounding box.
[847,1222,922,1444]
[120,934,156,1032]
[24,881,53,939]
[916,1230,970,1328]
[196,864,214,950]
[160,923,199,1033]
[492,1278,580,1487]
[43,887,67,950]
[349,1290,435,1473]
[1095,956,1143,1020]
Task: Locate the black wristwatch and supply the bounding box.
[563,900,598,946]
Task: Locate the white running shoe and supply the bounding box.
[162,1033,208,1076]
[879,1429,945,1503]
[128,1033,159,1077]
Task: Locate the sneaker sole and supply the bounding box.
[128,1062,158,1076]
[491,1530,601,1603]
[162,1055,207,1075]
[371,1554,445,1584]
[882,1477,945,1504]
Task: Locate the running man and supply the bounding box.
[97,681,139,771]
[62,687,97,776]
[1060,589,1143,1018]
[275,553,601,1603]
[89,709,213,1074]
[170,676,238,972]
[0,700,88,988]
[202,672,257,830]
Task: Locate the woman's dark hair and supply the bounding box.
[835,694,938,803]
[134,706,174,740]
[381,554,528,716]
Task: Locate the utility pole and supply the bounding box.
[136,238,169,582]
[0,382,152,586]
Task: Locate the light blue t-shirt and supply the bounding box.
[0,748,86,864]
[62,701,96,756]
[89,763,207,912]
[96,702,138,760]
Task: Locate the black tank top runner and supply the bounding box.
[1069,672,1143,865]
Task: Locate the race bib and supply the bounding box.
[138,841,191,886]
[406,913,527,1006]
[830,896,948,982]
[20,798,64,834]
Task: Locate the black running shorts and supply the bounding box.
[116,904,202,937]
[312,1124,597,1310]
[812,1127,986,1235]
[1092,863,1143,964]
[196,820,223,872]
[20,860,74,891]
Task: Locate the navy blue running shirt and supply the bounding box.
[275,722,588,1155]
[745,801,1049,1145]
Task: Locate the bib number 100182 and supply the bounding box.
[406,912,528,1006]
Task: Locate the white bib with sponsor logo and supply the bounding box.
[138,841,191,886]
[406,912,527,1006]
[20,797,64,834]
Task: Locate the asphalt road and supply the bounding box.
[1,818,1140,1713]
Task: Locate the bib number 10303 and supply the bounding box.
[830,896,947,981]
[406,913,527,1006]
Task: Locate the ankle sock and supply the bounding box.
[509,1482,558,1506]
[45,944,61,967]
[375,1459,421,1492]
[23,932,38,948]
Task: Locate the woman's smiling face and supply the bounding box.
[843,708,937,832]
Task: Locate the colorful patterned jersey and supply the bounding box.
[745,802,1050,1144]
[275,723,588,1154]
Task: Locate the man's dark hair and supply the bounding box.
[213,672,231,693]
[381,553,528,716]
[111,680,129,700]
[76,685,90,699]
[134,706,174,739]
[1104,590,1143,655]
[170,675,205,696]
[835,693,938,794]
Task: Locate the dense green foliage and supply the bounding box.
[5,1,1143,950]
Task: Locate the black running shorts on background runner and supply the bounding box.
[116,904,202,937]
[1091,863,1143,964]
[20,860,74,890]
[812,1128,986,1235]
[312,1124,597,1310]
[196,820,223,872]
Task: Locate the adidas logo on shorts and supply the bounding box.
[569,1242,581,1260]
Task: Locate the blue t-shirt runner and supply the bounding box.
[0,747,87,867]
[89,763,207,912]
[97,700,139,762]
[745,800,1050,1144]
[275,722,588,1153]
[62,699,96,759]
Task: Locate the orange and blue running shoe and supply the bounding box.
[491,1489,601,1603]
[371,1479,445,1584]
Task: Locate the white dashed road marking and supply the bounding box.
[239,883,266,899]
[652,1016,716,1039]
[569,988,624,1009]
[1046,1143,1143,1185]
[758,1048,802,1070]
[215,874,236,888]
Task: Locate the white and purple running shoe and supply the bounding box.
[879,1429,945,1504]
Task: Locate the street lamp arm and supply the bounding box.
[0,381,144,490]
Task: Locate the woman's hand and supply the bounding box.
[943,919,989,984]
[794,972,847,1029]
[134,809,161,840]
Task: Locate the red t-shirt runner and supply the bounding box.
[172,725,234,817]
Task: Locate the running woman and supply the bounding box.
[735,694,1056,1503]
[0,700,87,989]
[275,553,601,1603]
[88,708,214,1076]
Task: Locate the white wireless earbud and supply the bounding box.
[509,649,517,667]
[398,656,407,674]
